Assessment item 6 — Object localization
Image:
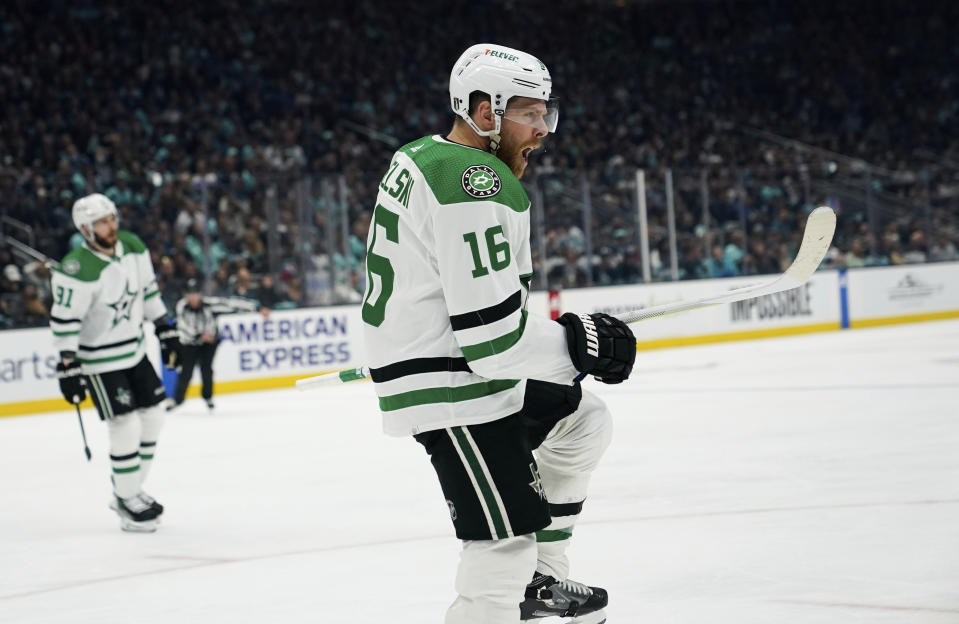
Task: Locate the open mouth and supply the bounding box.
[521,146,534,164]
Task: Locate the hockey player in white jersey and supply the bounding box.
[50,193,181,532]
[361,44,636,623]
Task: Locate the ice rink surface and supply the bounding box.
[2,319,958,623]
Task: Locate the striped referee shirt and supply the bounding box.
[175,296,258,346]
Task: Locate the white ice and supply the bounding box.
[2,320,958,623]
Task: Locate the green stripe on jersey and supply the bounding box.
[519,272,533,290]
[79,350,140,365]
[459,310,528,362]
[378,379,520,412]
[450,427,509,539]
[144,290,160,300]
[78,334,144,364]
[52,330,80,336]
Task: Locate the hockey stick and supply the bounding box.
[295,366,371,390]
[295,207,836,391]
[75,404,92,461]
[614,205,836,322]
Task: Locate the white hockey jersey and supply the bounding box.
[49,231,167,375]
[362,135,578,437]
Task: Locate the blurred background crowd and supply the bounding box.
[1,0,957,329]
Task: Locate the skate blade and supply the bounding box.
[569,610,606,624]
[120,517,158,533]
[524,616,605,624]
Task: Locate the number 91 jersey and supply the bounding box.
[49,231,167,375]
[362,135,577,437]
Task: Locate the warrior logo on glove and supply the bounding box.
[558,312,636,384]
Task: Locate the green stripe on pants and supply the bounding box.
[536,527,574,542]
[91,374,114,420]
[451,426,509,539]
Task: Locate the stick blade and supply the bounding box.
[615,206,836,324]
[782,206,836,285]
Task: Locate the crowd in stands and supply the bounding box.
[1,0,957,328]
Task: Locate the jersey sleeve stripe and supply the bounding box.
[144,290,160,300]
[378,379,520,412]
[370,356,471,383]
[52,330,80,337]
[459,310,528,362]
[449,290,522,331]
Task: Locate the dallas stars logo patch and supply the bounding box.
[62,258,81,276]
[114,387,132,407]
[461,165,502,198]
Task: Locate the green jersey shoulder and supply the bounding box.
[57,246,108,282]
[117,230,148,254]
[57,230,147,282]
[397,135,529,213]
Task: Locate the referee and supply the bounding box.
[169,278,261,411]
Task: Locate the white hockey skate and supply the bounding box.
[109,494,160,533]
[520,574,608,623]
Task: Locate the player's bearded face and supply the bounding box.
[497,101,549,179]
[497,123,541,179]
[90,214,119,250]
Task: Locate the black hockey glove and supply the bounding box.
[155,319,182,369]
[557,312,636,384]
[56,360,87,404]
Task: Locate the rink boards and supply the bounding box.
[2,261,957,417]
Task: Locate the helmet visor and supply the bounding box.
[503,98,559,133]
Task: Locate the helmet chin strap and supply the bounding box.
[464,113,504,156]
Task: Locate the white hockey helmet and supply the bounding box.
[449,43,558,151]
[72,193,119,241]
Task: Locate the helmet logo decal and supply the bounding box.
[462,165,502,199]
[485,49,519,62]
